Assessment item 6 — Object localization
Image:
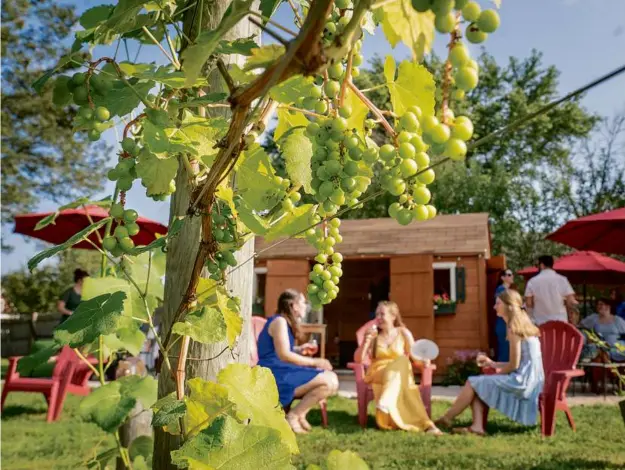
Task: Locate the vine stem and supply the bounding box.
[347,81,397,140]
[248,11,298,37]
[142,26,178,68]
[441,13,461,124]
[165,29,181,69]
[287,0,304,27]
[73,348,100,378]
[278,104,325,119]
[176,335,191,436]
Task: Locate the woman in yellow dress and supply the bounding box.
[355,301,442,434]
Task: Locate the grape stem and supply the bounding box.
[348,81,397,140]
[248,17,291,47]
[216,58,237,94]
[440,12,461,125]
[287,0,304,27]
[371,0,399,8]
[278,104,325,119]
[338,48,354,108]
[165,29,181,69]
[176,334,191,436]
[248,11,298,37]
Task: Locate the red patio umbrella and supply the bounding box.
[546,208,625,255]
[517,251,625,285]
[14,205,167,249]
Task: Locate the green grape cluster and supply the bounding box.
[411,0,500,39]
[66,71,114,141]
[307,112,374,218]
[305,218,344,309]
[102,203,140,256]
[107,138,140,192]
[449,42,480,94]
[206,201,239,281]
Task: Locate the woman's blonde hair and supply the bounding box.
[498,289,540,339]
[372,301,405,358]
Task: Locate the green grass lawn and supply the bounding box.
[1,391,624,469]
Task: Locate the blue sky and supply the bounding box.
[2,0,624,274]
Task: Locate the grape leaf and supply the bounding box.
[275,108,309,141]
[171,416,294,470]
[80,375,157,432]
[384,56,436,117]
[136,150,179,196]
[362,11,376,35]
[169,112,229,162]
[91,0,150,43]
[216,37,259,56]
[181,0,255,86]
[128,65,208,88]
[279,130,313,193]
[269,75,316,105]
[218,364,298,453]
[260,0,284,22]
[128,436,153,463]
[215,288,243,348]
[152,396,186,430]
[184,378,236,438]
[86,448,118,470]
[229,64,257,85]
[80,5,114,29]
[17,343,61,376]
[380,0,435,61]
[82,276,145,320]
[236,146,282,211]
[265,204,315,241]
[123,250,166,298]
[27,218,110,271]
[91,78,153,117]
[172,306,227,345]
[52,76,72,106]
[33,197,111,230]
[244,45,285,71]
[54,292,126,347]
[327,450,369,470]
[344,87,369,138]
[102,327,145,356]
[143,120,171,153]
[236,199,269,235]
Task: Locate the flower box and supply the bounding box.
[434,303,456,315]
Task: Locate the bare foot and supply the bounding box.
[286,414,308,434]
[426,425,444,436]
[299,416,312,431]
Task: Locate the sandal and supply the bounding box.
[286,414,309,434]
[299,416,313,432]
[451,427,485,437]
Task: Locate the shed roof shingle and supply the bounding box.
[255,213,491,259]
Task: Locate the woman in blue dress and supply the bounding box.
[436,289,544,435]
[494,269,514,362]
[257,289,338,434]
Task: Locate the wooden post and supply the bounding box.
[116,358,152,470]
[153,2,259,468]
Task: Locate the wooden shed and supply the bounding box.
[253,214,504,374]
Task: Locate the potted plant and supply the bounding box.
[433,293,456,315]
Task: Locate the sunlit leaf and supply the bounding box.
[184,378,236,438]
[236,146,282,212]
[275,108,309,141]
[270,75,316,105]
[280,130,313,193]
[171,416,293,469]
[216,37,259,56]
[218,364,298,453]
[136,149,179,196]
[244,45,285,71]
[265,204,315,241]
[172,306,227,345]
[384,56,436,117]
[380,0,435,61]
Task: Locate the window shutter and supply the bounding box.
[456,266,466,303]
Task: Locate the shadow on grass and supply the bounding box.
[519,458,625,469]
[1,404,47,419]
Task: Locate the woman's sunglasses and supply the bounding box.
[503,272,513,277]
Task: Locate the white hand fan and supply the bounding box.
[411,339,439,361]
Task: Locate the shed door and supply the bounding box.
[390,254,434,340]
[264,260,310,316]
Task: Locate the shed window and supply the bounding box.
[433,262,457,301]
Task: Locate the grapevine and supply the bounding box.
[26,0,508,467]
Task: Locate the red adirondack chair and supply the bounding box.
[347,319,435,428]
[1,347,82,422]
[249,316,328,428]
[482,321,585,437]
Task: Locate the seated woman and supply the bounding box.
[257,289,338,434]
[355,301,442,434]
[579,298,625,362]
[435,289,544,435]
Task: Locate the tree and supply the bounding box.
[1,0,109,227]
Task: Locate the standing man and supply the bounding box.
[524,255,577,325]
